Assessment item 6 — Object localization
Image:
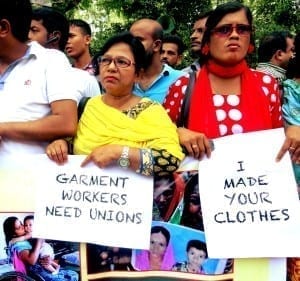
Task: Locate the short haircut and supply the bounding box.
[258,31,294,62]
[97,31,146,74]
[286,32,300,78]
[186,239,207,257]
[162,34,186,55]
[32,6,69,51]
[0,0,32,42]
[69,19,92,36]
[193,10,212,23]
[24,215,34,223]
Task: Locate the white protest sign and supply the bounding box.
[32,155,153,249]
[198,128,300,258]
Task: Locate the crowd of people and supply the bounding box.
[1,0,300,277]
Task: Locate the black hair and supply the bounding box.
[3,216,18,246]
[69,19,92,36]
[200,1,254,64]
[186,239,207,257]
[98,31,146,74]
[151,225,171,246]
[162,34,186,55]
[0,0,32,42]
[192,10,213,24]
[258,30,294,63]
[286,31,300,79]
[24,215,34,223]
[32,6,69,51]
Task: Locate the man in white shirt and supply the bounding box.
[0,0,78,156]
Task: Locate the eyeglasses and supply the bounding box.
[212,24,252,37]
[98,56,135,68]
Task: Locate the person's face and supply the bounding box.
[28,19,48,46]
[14,220,25,237]
[188,193,201,215]
[99,42,137,97]
[280,37,295,69]
[160,42,182,66]
[130,23,155,53]
[24,218,33,233]
[190,17,208,54]
[130,21,161,67]
[154,177,174,216]
[149,232,167,258]
[187,247,206,268]
[66,25,91,59]
[208,9,251,66]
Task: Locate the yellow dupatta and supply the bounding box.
[73,96,184,160]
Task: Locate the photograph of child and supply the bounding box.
[172,239,207,274]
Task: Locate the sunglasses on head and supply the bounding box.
[212,24,252,37]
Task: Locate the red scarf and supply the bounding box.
[188,60,273,138]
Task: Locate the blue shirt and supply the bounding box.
[133,64,184,103]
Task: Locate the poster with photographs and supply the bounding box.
[0,154,291,281]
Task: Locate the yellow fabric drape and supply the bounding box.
[73,96,184,160]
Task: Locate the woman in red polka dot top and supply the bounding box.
[163,2,300,164]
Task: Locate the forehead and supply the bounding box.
[14,220,22,227]
[193,18,207,29]
[69,25,84,35]
[188,247,206,256]
[217,9,249,25]
[162,42,178,51]
[151,232,166,242]
[130,22,155,39]
[31,19,46,29]
[286,37,294,49]
[104,42,133,57]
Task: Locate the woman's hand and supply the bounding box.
[81,144,122,168]
[46,139,69,164]
[276,125,300,164]
[177,127,213,160]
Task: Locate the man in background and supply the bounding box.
[66,19,97,75]
[130,18,184,103]
[256,31,295,85]
[182,11,211,72]
[160,34,185,68]
[28,6,69,51]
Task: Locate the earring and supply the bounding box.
[247,44,254,54]
[201,44,210,55]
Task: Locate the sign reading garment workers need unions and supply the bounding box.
[31,155,153,250]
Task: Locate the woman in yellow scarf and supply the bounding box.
[46,32,184,177]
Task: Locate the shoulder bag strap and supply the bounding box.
[176,70,196,128]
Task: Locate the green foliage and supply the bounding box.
[254,0,299,37]
[48,0,299,67]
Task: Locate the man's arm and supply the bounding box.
[0,99,77,141]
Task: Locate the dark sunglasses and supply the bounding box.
[212,24,252,37]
